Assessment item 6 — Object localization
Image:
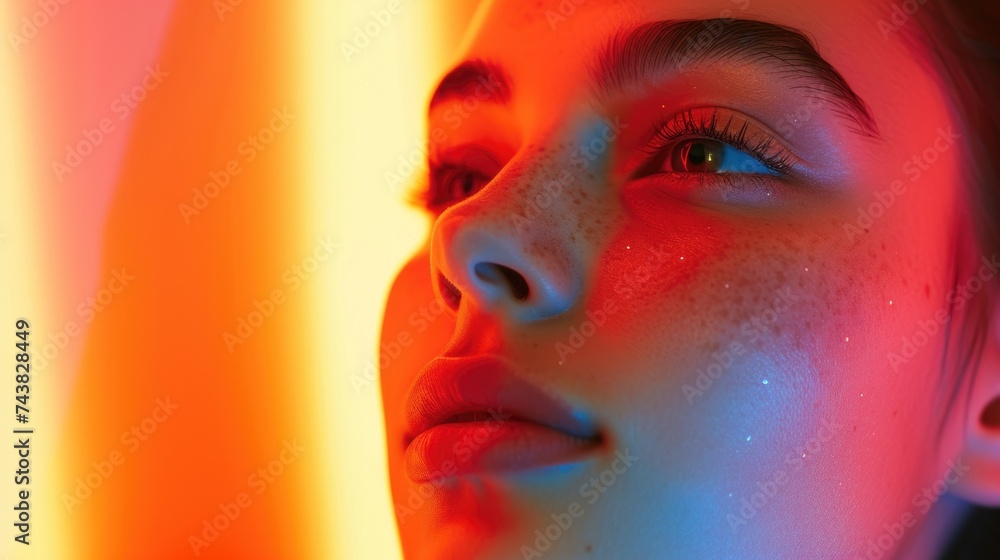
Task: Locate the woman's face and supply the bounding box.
[380,0,974,557]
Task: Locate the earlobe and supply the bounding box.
[951,299,1000,506]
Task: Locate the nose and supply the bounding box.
[430,174,583,323]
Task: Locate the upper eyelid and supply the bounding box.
[421,146,507,208]
[638,108,795,175]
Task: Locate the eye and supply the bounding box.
[634,107,794,180]
[628,108,800,207]
[431,165,492,205]
[666,138,777,175]
[423,146,503,210]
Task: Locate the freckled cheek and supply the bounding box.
[593,195,732,311]
[576,190,940,520]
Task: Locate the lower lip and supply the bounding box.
[405,421,599,482]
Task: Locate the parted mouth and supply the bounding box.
[403,355,600,444]
[401,355,602,481]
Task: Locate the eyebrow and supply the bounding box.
[591,19,879,137]
[428,59,512,112]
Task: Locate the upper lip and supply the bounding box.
[403,355,599,445]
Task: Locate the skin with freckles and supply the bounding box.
[379,1,1000,558]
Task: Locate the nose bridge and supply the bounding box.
[430,143,597,322]
[502,147,587,238]
[503,114,626,236]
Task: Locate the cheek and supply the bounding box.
[591,184,947,418]
[380,253,455,435]
[379,254,463,547]
[576,191,950,545]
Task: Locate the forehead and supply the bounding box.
[445,0,938,144]
[465,0,884,56]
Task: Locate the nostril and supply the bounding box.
[474,262,530,301]
[438,272,462,311]
[499,266,530,301]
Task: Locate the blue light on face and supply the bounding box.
[572,117,627,174]
[718,144,779,175]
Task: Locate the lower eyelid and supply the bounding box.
[633,172,792,208]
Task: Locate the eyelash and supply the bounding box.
[410,155,495,212]
[642,108,794,175]
[409,174,443,213]
[411,108,796,212]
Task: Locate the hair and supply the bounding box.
[910,1,1000,556]
[891,1,1000,433]
[914,2,1000,255]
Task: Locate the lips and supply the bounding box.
[403,355,601,482]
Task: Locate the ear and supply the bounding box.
[951,297,1000,506]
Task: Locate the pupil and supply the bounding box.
[462,173,474,194]
[688,142,707,165]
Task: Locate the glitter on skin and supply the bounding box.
[379,2,979,557]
